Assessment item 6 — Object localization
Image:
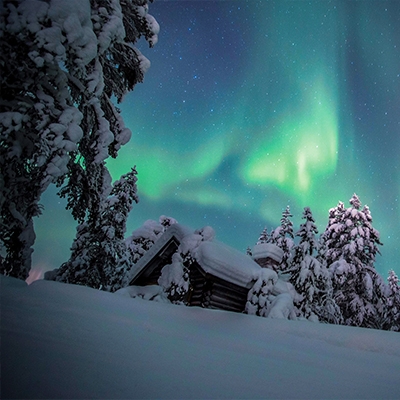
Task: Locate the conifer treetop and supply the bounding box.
[349,193,361,210]
[257,227,269,245]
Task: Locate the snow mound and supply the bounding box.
[115,284,169,302]
[196,240,262,288]
[252,242,284,263]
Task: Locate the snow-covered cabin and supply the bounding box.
[127,224,292,315]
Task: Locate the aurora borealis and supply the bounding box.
[34,0,399,279]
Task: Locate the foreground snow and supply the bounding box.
[1,275,399,399]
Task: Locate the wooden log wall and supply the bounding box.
[189,263,249,313]
[189,265,207,307]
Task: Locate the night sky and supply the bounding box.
[33,0,400,281]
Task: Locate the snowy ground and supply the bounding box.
[2,275,399,399]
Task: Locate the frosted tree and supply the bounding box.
[125,216,177,265]
[269,206,294,272]
[320,194,385,328]
[0,0,159,280]
[293,207,319,259]
[257,227,269,244]
[384,270,400,332]
[125,220,163,264]
[158,252,190,304]
[245,269,278,317]
[100,168,140,291]
[317,201,345,264]
[46,168,139,291]
[288,207,335,321]
[318,201,345,266]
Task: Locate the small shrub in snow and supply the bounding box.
[158,253,190,304]
[245,269,278,317]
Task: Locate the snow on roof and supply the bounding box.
[251,243,284,263]
[195,241,261,289]
[128,224,193,284]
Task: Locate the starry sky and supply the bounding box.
[33,0,400,281]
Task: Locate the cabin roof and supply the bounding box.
[195,241,261,289]
[128,224,194,285]
[251,243,284,263]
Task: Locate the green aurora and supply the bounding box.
[36,1,399,278]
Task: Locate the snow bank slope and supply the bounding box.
[1,275,399,399]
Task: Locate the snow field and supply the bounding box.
[1,275,399,399]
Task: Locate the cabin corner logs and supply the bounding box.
[128,225,284,313]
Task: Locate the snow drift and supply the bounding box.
[1,274,399,399]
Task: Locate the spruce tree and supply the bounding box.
[321,194,385,328]
[294,207,319,258]
[125,216,177,265]
[46,168,139,291]
[384,270,400,332]
[269,206,294,272]
[257,227,269,244]
[289,207,334,320]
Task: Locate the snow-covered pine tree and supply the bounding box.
[320,194,385,328]
[317,201,345,266]
[101,168,140,291]
[384,270,400,332]
[0,0,159,280]
[125,220,163,264]
[245,268,278,317]
[288,207,335,321]
[125,216,177,265]
[293,207,319,259]
[46,168,139,291]
[268,206,294,272]
[257,227,269,244]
